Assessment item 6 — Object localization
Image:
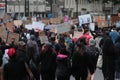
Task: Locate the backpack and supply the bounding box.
[86,46,99,58]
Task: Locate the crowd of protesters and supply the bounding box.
[0,23,120,80]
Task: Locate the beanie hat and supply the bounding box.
[7,48,16,58]
[89,39,96,46]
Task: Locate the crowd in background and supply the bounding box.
[0,23,120,80]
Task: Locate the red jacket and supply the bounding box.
[80,33,93,46]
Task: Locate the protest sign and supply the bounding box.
[78,14,92,26]
[32,22,45,30]
[0,27,6,40]
[23,20,32,25]
[3,14,11,21]
[50,18,61,24]
[50,27,57,33]
[42,18,49,25]
[64,15,69,22]
[14,20,22,27]
[7,32,19,44]
[39,31,45,36]
[71,19,79,24]
[73,31,83,39]
[39,36,49,44]
[5,21,14,31]
[32,17,37,22]
[89,23,95,31]
[98,21,108,28]
[25,24,33,30]
[56,23,71,34]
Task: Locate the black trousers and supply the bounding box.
[57,75,70,80]
[41,73,55,80]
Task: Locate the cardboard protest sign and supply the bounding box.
[39,31,45,36]
[14,20,22,27]
[56,23,71,34]
[3,14,11,21]
[7,32,19,44]
[73,31,83,39]
[42,18,49,25]
[0,27,6,40]
[50,18,61,24]
[50,27,57,33]
[98,21,108,28]
[5,21,14,31]
[23,20,32,25]
[71,19,79,24]
[78,14,92,26]
[39,36,49,44]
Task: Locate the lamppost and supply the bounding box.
[75,0,78,18]
[5,0,7,13]
[50,0,53,14]
[25,0,29,17]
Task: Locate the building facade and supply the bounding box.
[0,0,120,19]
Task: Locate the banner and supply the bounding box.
[78,14,92,26]
[32,22,45,30]
[25,22,45,31]
[56,23,71,33]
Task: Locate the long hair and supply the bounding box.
[102,38,115,56]
[77,43,86,55]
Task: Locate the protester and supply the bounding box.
[114,36,120,79]
[37,43,56,80]
[72,42,94,80]
[102,37,116,80]
[86,39,100,80]
[3,48,34,80]
[26,35,40,80]
[56,45,71,80]
[80,29,93,46]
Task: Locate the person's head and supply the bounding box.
[30,35,35,41]
[76,43,85,55]
[17,41,26,49]
[83,29,89,34]
[59,45,67,55]
[89,39,96,46]
[7,48,16,59]
[42,42,52,52]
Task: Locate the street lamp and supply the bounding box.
[5,0,7,13]
[25,0,29,17]
[75,0,78,18]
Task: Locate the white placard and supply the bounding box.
[14,20,22,27]
[39,36,49,44]
[25,24,33,30]
[89,23,95,31]
[78,14,92,26]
